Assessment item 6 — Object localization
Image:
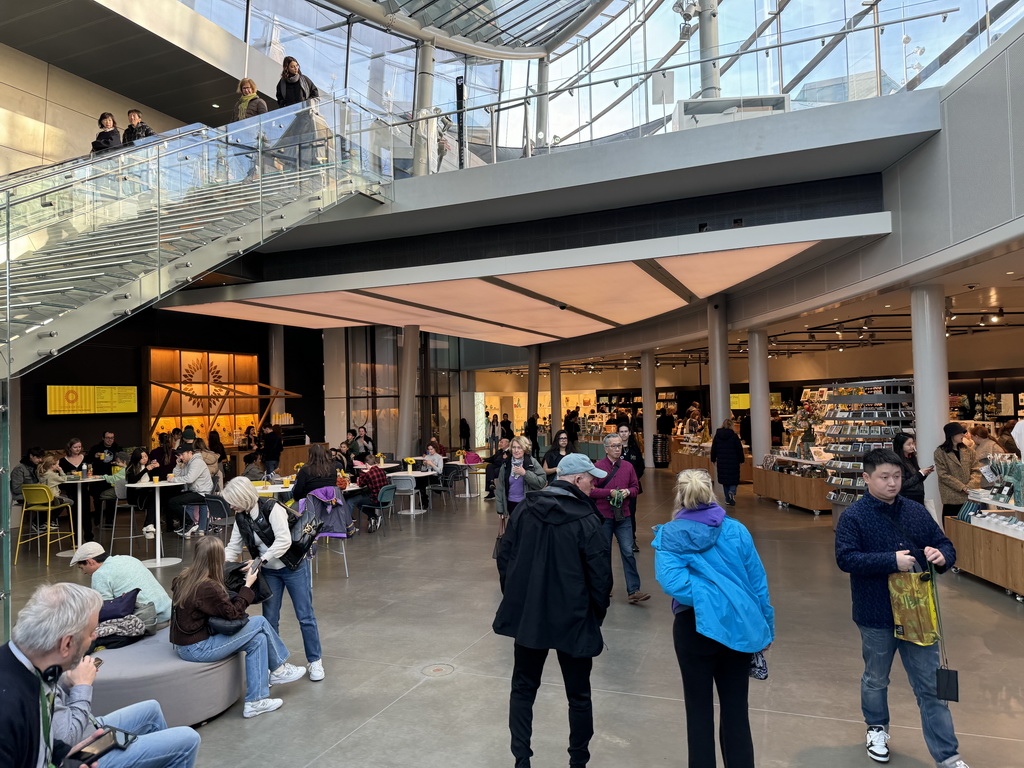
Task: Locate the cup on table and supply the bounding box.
[282,477,291,488]
[74,471,82,479]
[167,474,175,482]
[153,476,160,484]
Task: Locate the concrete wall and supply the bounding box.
[0,42,183,176]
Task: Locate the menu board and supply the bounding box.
[47,385,138,415]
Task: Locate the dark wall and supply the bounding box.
[283,325,325,442]
[17,308,298,451]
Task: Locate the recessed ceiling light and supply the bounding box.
[1007,271,1016,275]
[211,103,220,108]
[884,304,891,308]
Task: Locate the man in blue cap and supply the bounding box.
[493,454,612,768]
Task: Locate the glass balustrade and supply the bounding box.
[0,91,392,636]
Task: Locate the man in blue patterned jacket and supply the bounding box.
[835,448,967,768]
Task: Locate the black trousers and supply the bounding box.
[628,494,638,543]
[510,644,594,768]
[673,609,754,768]
[167,491,207,529]
[942,503,962,517]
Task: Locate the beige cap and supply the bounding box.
[69,541,105,565]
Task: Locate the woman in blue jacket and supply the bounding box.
[653,469,774,768]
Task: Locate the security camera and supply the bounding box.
[673,0,700,21]
[679,22,692,41]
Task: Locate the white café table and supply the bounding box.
[445,460,485,498]
[57,476,106,557]
[353,462,400,472]
[390,470,435,516]
[127,480,184,568]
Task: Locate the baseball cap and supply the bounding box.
[70,541,105,565]
[557,454,607,478]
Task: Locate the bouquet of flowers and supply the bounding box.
[404,457,416,469]
[455,449,466,462]
[788,402,824,441]
[294,462,305,473]
[374,452,386,466]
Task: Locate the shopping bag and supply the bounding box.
[888,570,939,646]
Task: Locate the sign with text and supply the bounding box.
[47,385,138,415]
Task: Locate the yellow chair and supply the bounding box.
[16,484,75,566]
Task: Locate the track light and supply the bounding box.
[991,307,1004,323]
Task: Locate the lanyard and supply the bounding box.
[37,676,55,768]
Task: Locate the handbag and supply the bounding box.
[932,564,959,701]
[207,614,249,635]
[749,650,768,680]
[224,561,273,604]
[888,569,939,646]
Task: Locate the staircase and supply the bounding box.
[0,92,392,377]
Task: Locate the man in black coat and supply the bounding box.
[500,413,515,441]
[1,583,105,768]
[484,438,511,500]
[494,454,612,768]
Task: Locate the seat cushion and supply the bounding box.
[91,627,243,726]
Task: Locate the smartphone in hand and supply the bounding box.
[66,728,119,762]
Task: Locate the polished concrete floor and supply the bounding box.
[9,470,1024,767]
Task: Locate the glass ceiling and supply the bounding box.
[385,0,604,49]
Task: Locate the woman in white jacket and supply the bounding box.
[222,477,325,682]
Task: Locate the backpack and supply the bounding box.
[237,497,324,570]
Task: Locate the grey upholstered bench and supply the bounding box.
[91,627,244,726]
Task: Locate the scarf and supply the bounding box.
[286,73,301,83]
[237,93,258,121]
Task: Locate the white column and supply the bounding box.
[268,324,286,418]
[397,325,420,460]
[527,346,540,428]
[911,285,948,520]
[641,349,656,468]
[535,58,550,149]
[698,0,722,98]
[549,361,561,440]
[323,329,347,448]
[747,329,771,462]
[707,294,730,429]
[412,42,436,177]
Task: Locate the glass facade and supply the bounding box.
[176,0,1022,166]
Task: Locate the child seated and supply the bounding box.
[38,455,74,507]
[99,451,130,508]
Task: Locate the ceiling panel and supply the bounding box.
[260,291,559,346]
[656,242,820,298]
[366,279,616,338]
[509,262,687,325]
[163,302,361,329]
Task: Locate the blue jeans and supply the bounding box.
[262,560,322,663]
[724,484,737,500]
[175,615,289,702]
[858,625,960,765]
[602,517,641,595]
[264,460,280,475]
[97,700,200,768]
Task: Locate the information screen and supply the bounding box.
[47,386,138,415]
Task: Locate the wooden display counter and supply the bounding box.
[752,467,831,515]
[669,451,753,481]
[227,442,327,476]
[944,518,1024,598]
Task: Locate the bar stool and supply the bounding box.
[15,485,75,566]
[109,498,148,557]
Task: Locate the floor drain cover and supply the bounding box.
[421,663,455,677]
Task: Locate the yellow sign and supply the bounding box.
[730,393,751,410]
[47,386,138,415]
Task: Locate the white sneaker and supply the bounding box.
[142,524,156,539]
[243,698,283,718]
[944,761,970,768]
[308,659,325,681]
[269,663,306,686]
[866,726,890,763]
[178,524,199,538]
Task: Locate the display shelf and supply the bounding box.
[944,518,1024,600]
[820,379,915,517]
[752,467,831,516]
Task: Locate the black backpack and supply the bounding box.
[236,497,324,570]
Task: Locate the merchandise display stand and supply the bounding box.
[753,455,830,515]
[821,378,915,526]
[944,489,1024,602]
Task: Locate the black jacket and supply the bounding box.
[710,427,745,486]
[0,644,83,768]
[898,454,926,505]
[621,437,645,489]
[656,413,675,435]
[500,419,514,440]
[260,432,282,462]
[493,481,612,657]
[87,441,123,476]
[122,122,156,144]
